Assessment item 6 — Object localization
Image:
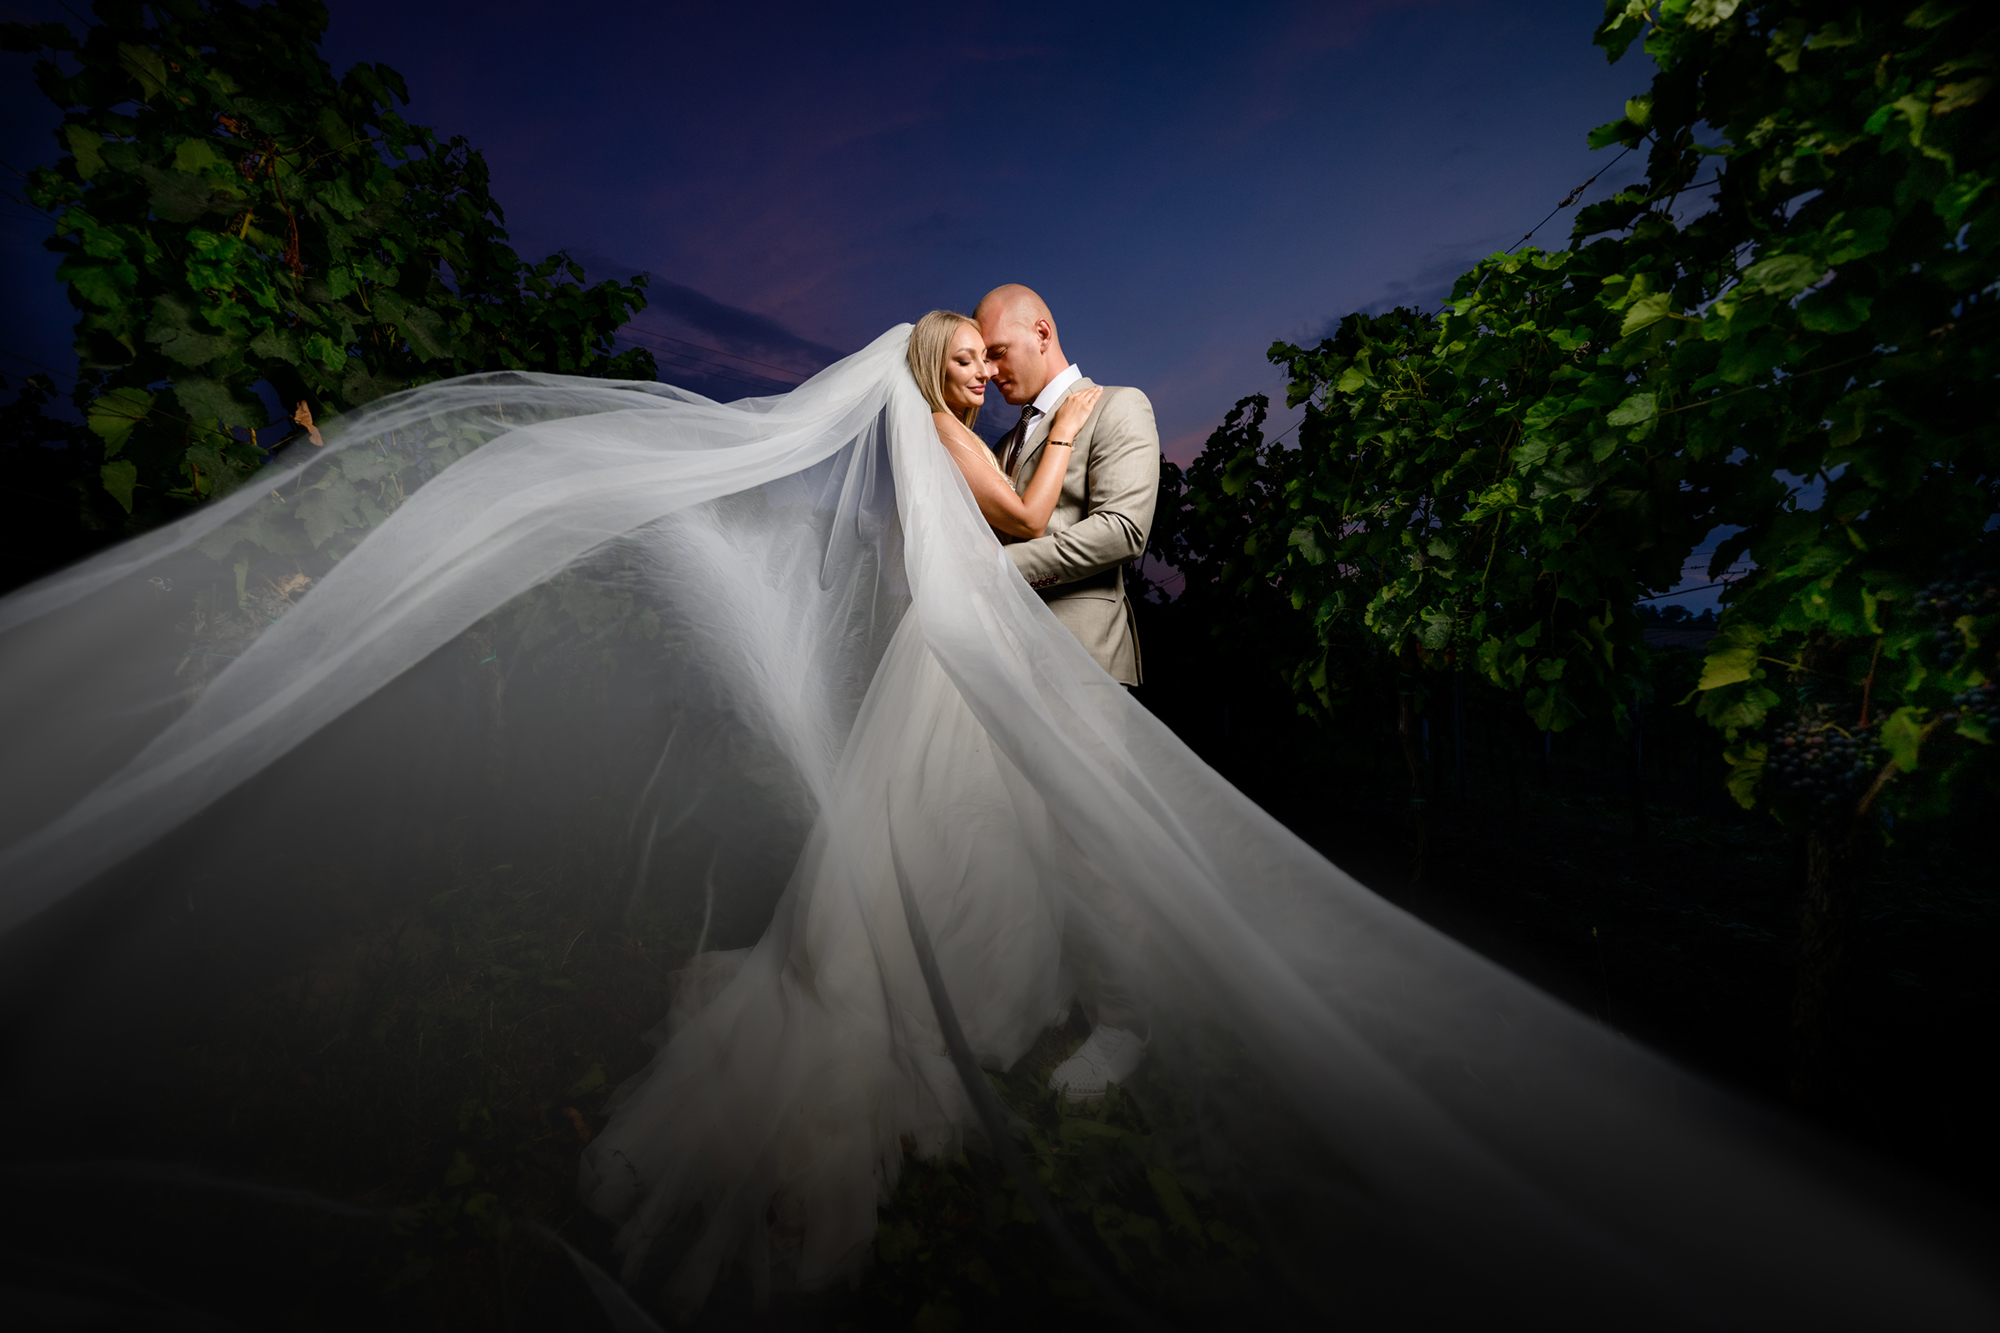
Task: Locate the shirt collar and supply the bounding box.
[1027,363,1083,418]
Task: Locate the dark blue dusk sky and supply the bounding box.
[4,1,1653,460]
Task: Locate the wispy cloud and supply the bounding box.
[567,252,843,399]
[1348,244,1495,318]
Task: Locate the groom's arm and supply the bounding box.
[1005,388,1159,589]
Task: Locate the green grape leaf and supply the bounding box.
[1606,392,1657,426]
[170,137,231,175]
[1696,624,1766,692]
[304,332,347,367]
[86,387,156,455]
[100,459,139,512]
[64,123,106,180]
[173,376,261,428]
[1797,289,1873,333]
[1880,706,1926,771]
[1687,0,1743,28]
[1821,207,1893,264]
[1619,292,1673,337]
[146,295,233,367]
[116,41,169,99]
[61,259,135,310]
[1723,742,1766,810]
[1739,254,1825,298]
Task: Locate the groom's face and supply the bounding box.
[980,314,1051,407]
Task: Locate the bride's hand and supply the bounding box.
[1046,385,1103,444]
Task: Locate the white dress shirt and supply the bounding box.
[1002,362,1083,472]
[1025,362,1083,440]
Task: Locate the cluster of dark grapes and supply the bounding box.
[1764,722,1885,808]
[1941,681,1999,730]
[1915,566,1998,667]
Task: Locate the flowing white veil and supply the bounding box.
[0,327,1992,1328]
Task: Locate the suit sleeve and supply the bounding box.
[1004,388,1159,589]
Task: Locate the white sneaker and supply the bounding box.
[1048,1025,1147,1104]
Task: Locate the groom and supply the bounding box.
[974,283,1159,1102]
[974,284,1158,686]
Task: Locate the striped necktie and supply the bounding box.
[1002,404,1036,475]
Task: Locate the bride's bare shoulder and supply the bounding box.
[931,411,1005,477]
[931,410,983,450]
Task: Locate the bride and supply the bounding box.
[908,307,1099,543]
[0,316,1990,1328]
[573,312,1117,1310]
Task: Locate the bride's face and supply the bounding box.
[939,323,992,412]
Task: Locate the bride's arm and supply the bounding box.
[931,412,1062,539]
[932,387,1101,540]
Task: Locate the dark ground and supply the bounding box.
[1134,602,2000,1215]
[1,599,1995,1330]
[1246,740,2000,1205]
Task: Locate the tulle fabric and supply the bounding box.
[577,613,1076,1310]
[0,328,1993,1327]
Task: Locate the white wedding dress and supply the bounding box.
[0,328,1992,1327]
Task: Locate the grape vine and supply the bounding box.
[1160,0,1998,835]
[1764,721,1888,813]
[1,0,656,533]
[1915,565,1998,671]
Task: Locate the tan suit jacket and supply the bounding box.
[1002,377,1159,686]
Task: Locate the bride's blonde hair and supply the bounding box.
[907,310,982,430]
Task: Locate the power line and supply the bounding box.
[1638,579,1741,602]
[1,198,56,227]
[1,347,76,382]
[1403,142,1646,320]
[1263,416,1304,450]
[1506,142,1640,256]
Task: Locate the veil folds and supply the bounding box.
[0,328,1993,1327]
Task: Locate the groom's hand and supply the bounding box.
[1006,387,1158,589]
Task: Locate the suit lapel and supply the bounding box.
[1011,377,1095,493]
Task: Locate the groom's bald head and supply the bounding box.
[976,284,1054,335]
[976,284,1070,407]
